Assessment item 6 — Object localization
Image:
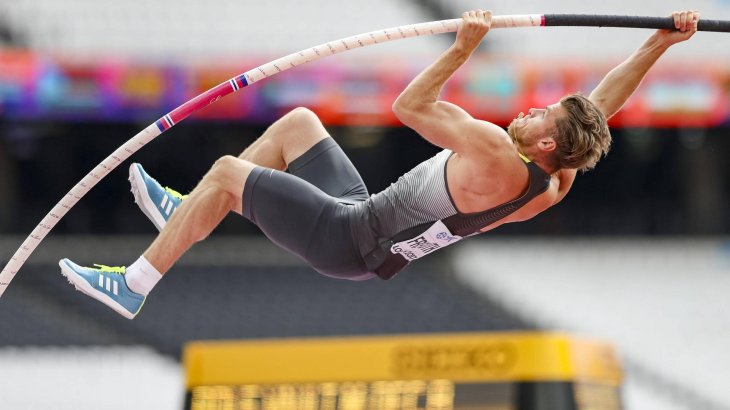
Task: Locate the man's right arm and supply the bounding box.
[392,10,500,155]
[589,10,700,119]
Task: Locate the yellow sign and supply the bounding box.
[184,332,621,388]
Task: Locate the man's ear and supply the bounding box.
[538,137,556,152]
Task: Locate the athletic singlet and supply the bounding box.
[350,149,551,279]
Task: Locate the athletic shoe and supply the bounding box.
[59,259,145,319]
[129,163,187,231]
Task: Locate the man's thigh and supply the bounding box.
[242,166,372,280]
[287,137,369,201]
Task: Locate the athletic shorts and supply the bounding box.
[242,137,376,281]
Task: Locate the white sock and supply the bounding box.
[125,256,162,296]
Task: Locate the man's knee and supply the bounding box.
[207,155,252,194]
[281,107,328,148]
[285,107,322,128]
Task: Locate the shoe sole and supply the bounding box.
[59,260,136,320]
[129,164,166,231]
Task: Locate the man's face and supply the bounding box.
[507,103,566,152]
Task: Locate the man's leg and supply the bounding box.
[142,155,254,274]
[238,107,330,169]
[129,107,332,231]
[142,106,334,273]
[60,108,367,318]
[59,155,256,319]
[139,107,366,277]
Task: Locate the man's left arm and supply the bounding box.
[589,10,700,119]
[554,11,700,205]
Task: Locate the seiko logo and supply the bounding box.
[391,343,517,377]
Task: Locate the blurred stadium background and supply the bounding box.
[1,0,729,409]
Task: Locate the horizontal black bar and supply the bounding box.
[543,14,730,33]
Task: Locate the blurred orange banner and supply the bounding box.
[0,50,727,127]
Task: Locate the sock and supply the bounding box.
[125,256,162,296]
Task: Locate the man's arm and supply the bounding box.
[589,10,700,119]
[549,11,702,206]
[392,10,501,154]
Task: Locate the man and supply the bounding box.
[60,10,700,319]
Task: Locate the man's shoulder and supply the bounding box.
[469,119,511,141]
[458,119,516,156]
[457,123,522,165]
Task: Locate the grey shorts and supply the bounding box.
[242,137,376,281]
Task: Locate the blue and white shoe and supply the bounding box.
[129,163,187,231]
[59,259,145,319]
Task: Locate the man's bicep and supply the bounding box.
[395,101,475,151]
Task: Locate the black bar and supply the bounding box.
[515,382,579,410]
[543,14,730,33]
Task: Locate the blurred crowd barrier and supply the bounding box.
[0,346,182,410]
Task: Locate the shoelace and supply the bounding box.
[92,264,126,274]
[164,187,188,201]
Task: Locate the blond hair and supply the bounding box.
[551,94,611,171]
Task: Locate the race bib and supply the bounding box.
[390,220,463,261]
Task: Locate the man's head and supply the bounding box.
[507,93,611,172]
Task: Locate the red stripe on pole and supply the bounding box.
[170,82,236,123]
